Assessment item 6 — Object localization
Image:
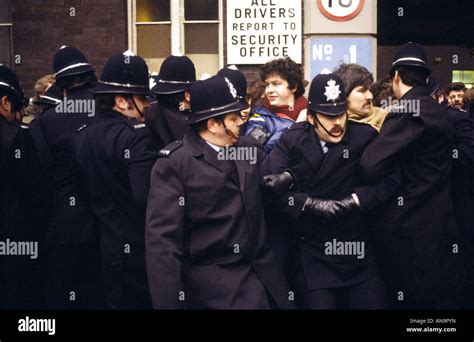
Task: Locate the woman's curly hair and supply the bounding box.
[260,57,305,98]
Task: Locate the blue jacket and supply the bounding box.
[243,104,294,154]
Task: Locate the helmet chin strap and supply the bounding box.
[130,96,145,118]
[313,113,348,138]
[222,121,239,140]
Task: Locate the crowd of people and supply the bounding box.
[0,42,473,310]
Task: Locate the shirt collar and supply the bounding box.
[205,140,222,152]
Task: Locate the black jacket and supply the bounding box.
[145,102,189,150]
[360,86,463,305]
[260,121,398,289]
[446,107,474,282]
[31,88,97,246]
[0,116,49,308]
[73,110,158,309]
[146,131,294,309]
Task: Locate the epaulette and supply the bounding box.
[123,117,147,130]
[288,121,310,131]
[158,140,183,157]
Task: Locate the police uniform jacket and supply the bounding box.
[73,109,158,308]
[31,88,97,246]
[260,121,399,290]
[0,116,49,307]
[360,86,463,303]
[145,102,189,150]
[145,131,294,309]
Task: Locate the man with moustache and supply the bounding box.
[260,73,398,309]
[446,82,467,111]
[145,75,294,309]
[334,63,388,132]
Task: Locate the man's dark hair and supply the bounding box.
[0,89,23,113]
[156,92,186,109]
[95,94,117,113]
[56,71,97,92]
[370,77,395,107]
[190,114,228,133]
[390,66,430,87]
[445,82,467,94]
[334,63,374,96]
[260,57,305,98]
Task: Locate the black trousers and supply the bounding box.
[290,251,388,310]
[45,243,105,309]
[0,256,45,309]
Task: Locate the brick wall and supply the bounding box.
[11,0,128,97]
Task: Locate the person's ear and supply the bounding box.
[207,118,218,134]
[115,96,129,110]
[307,113,315,126]
[0,96,12,112]
[393,71,400,84]
[184,90,191,103]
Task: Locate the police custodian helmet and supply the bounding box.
[0,64,27,111]
[90,51,153,97]
[390,42,430,74]
[187,75,247,125]
[307,73,347,116]
[53,45,95,80]
[152,55,196,95]
[217,65,249,108]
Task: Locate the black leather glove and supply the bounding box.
[261,171,294,196]
[335,195,360,215]
[303,197,343,219]
[249,126,270,145]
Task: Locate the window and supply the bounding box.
[130,0,221,78]
[452,70,474,89]
[134,0,171,74]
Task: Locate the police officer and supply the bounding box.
[73,51,157,309]
[360,42,463,308]
[28,45,104,309]
[146,55,196,149]
[428,75,474,308]
[0,65,48,308]
[260,73,396,309]
[145,75,294,309]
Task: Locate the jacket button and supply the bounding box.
[300,236,305,241]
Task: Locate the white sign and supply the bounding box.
[316,0,365,22]
[227,0,302,64]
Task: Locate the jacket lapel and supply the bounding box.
[316,127,351,180]
[185,132,240,186]
[296,129,325,174]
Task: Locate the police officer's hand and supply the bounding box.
[335,194,361,216]
[303,197,343,219]
[261,172,294,196]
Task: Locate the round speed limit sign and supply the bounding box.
[317,0,365,22]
